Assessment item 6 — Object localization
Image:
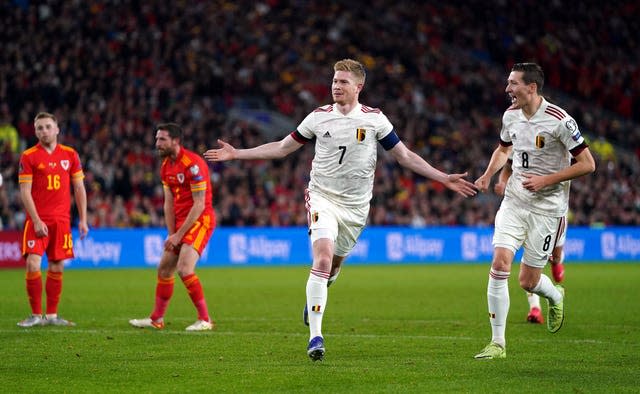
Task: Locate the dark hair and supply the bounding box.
[156,122,183,140]
[512,63,544,92]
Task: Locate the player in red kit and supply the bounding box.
[17,112,88,327]
[129,123,216,331]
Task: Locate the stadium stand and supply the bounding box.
[0,1,638,230]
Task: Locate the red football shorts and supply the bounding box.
[174,213,215,256]
[22,218,74,261]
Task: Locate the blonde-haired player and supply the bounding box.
[205,59,477,361]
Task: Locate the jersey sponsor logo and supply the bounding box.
[37,163,45,170]
[535,135,545,148]
[322,131,331,138]
[356,128,366,142]
[177,173,185,183]
[60,160,70,170]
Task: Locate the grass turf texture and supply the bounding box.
[1,263,638,393]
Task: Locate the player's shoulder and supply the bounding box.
[22,145,40,156]
[541,101,570,122]
[58,144,79,154]
[312,104,334,113]
[181,148,207,168]
[360,104,382,114]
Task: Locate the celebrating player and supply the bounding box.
[18,112,88,327]
[494,157,567,324]
[204,59,477,361]
[474,63,595,359]
[129,123,216,331]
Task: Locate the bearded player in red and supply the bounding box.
[129,123,216,331]
[18,112,88,327]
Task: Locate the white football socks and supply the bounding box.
[306,272,329,340]
[488,269,510,348]
[531,274,563,305]
[527,292,541,309]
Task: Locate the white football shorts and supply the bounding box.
[305,189,369,257]
[493,201,565,268]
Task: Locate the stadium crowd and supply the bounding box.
[1,0,638,230]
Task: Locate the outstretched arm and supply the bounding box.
[388,141,477,198]
[203,134,303,162]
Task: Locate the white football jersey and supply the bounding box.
[501,98,585,216]
[296,103,394,207]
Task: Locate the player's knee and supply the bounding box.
[519,278,537,292]
[312,255,332,272]
[490,258,511,273]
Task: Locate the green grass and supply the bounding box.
[1,263,639,393]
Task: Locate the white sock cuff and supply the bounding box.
[310,268,330,280]
[489,269,510,280]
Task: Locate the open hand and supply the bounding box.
[203,139,236,162]
[445,172,478,197]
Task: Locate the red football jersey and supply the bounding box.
[160,147,214,227]
[18,143,84,221]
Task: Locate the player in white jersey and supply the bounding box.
[473,63,595,360]
[494,155,567,325]
[204,59,478,361]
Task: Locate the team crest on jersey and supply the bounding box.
[177,173,185,183]
[535,135,545,149]
[356,128,366,142]
[60,160,70,170]
[27,240,35,249]
[190,165,200,175]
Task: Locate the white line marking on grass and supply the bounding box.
[0,328,613,345]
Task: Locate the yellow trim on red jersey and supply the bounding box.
[181,155,193,167]
[18,174,33,184]
[59,144,76,152]
[22,146,39,156]
[191,181,207,192]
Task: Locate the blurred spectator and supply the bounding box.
[0,1,638,228]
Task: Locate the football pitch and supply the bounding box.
[1,263,638,393]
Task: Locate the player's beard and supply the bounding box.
[157,147,172,158]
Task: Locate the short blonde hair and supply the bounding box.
[334,59,366,84]
[34,112,57,124]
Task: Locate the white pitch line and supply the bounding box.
[0,328,614,345]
